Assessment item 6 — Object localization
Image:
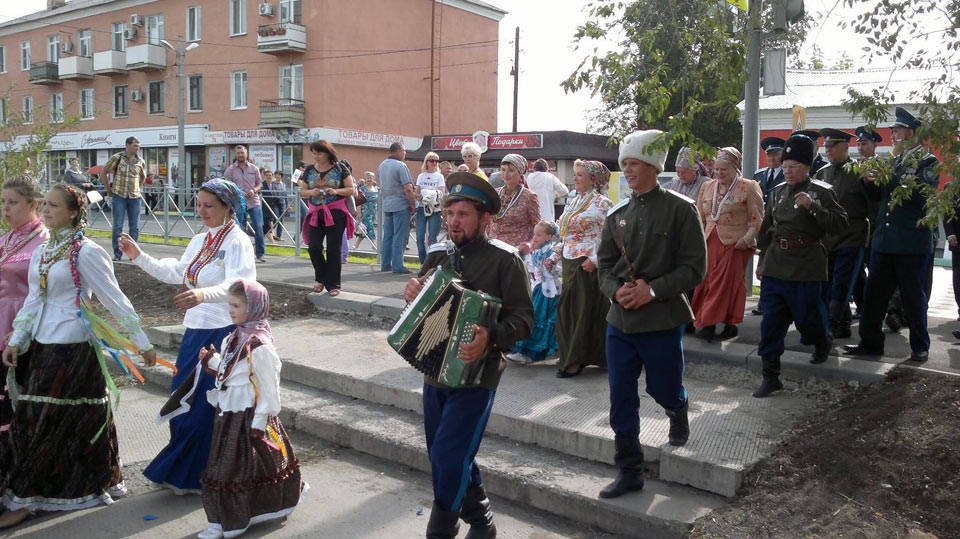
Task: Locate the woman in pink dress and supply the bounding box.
[487,154,541,248]
[0,175,49,442]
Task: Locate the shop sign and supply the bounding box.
[249,144,278,170]
[431,132,544,152]
[14,125,208,151]
[311,127,421,150]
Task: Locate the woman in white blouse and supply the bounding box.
[0,184,155,527]
[119,178,255,495]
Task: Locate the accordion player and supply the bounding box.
[388,266,502,388]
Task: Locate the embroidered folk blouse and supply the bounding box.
[10,237,151,351]
[552,190,613,266]
[696,177,764,247]
[206,337,282,431]
[133,224,256,329]
[0,221,48,352]
[487,186,541,248]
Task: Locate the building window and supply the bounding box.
[231,70,247,110]
[80,89,95,119]
[188,75,203,111]
[20,41,29,70]
[114,85,128,117]
[112,22,126,52]
[78,29,92,57]
[0,46,6,73]
[148,80,164,114]
[280,0,302,23]
[279,64,303,103]
[50,93,63,123]
[47,35,59,63]
[146,14,164,46]
[186,6,202,42]
[22,96,33,123]
[229,0,246,36]
[0,99,7,125]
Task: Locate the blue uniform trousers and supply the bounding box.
[606,324,687,438]
[422,384,496,512]
[858,251,930,353]
[758,276,829,358]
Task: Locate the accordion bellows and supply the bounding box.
[388,267,502,388]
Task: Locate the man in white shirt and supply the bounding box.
[525,159,569,221]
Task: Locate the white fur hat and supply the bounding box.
[618,129,668,173]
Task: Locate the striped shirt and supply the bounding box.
[104,151,147,198]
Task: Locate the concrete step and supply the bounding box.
[143,319,816,498]
[136,359,722,538]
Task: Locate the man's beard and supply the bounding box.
[451,226,482,247]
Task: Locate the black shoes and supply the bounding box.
[599,470,645,499]
[752,376,784,398]
[885,313,903,333]
[460,485,496,539]
[665,403,689,446]
[556,365,585,378]
[716,325,738,341]
[953,330,960,341]
[810,340,832,364]
[694,325,716,343]
[909,350,929,362]
[751,307,763,315]
[600,435,645,499]
[842,344,883,356]
[426,502,460,539]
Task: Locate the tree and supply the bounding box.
[562,0,810,165]
[841,0,960,227]
[0,86,79,188]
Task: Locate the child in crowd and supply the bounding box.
[508,220,562,365]
[196,279,307,539]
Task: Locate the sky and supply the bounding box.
[0,0,941,133]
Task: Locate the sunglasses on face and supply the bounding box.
[426,159,439,164]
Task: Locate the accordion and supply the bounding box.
[388,266,502,388]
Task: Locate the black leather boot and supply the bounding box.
[753,355,783,398]
[665,402,689,446]
[426,502,460,539]
[810,338,832,364]
[460,485,496,539]
[599,435,644,498]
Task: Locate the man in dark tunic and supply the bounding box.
[816,128,871,339]
[403,172,533,539]
[754,134,848,398]
[596,129,707,498]
[792,129,828,178]
[754,136,786,205]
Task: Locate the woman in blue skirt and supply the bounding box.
[118,179,256,493]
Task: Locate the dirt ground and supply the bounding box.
[94,263,317,328]
[691,368,960,539]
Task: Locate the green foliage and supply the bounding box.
[841,0,960,228]
[562,0,810,165]
[0,85,79,186]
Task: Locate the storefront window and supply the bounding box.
[144,147,168,182]
[76,150,97,172]
[46,151,67,184]
[280,145,302,179]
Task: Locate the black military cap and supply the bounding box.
[782,134,815,167]
[892,106,922,130]
[445,171,501,214]
[760,137,785,153]
[855,126,883,143]
[819,128,853,147]
[790,129,822,140]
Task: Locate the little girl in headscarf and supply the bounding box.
[196,279,306,539]
[507,220,562,364]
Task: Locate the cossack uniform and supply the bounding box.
[754,137,785,205]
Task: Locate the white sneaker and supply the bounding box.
[197,524,223,539]
[505,352,533,365]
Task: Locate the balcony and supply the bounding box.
[257,23,307,54]
[29,62,60,85]
[58,55,93,80]
[259,99,305,128]
[93,50,127,75]
[125,43,166,71]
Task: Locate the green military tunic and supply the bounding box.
[758,179,848,282]
[597,184,707,333]
[816,158,871,251]
[419,236,533,391]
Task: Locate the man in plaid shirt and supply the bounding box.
[104,136,147,261]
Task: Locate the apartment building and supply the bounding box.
[0,0,504,184]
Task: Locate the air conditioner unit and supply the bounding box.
[129,14,143,26]
[124,28,138,40]
[130,89,144,102]
[259,3,274,16]
[60,41,74,53]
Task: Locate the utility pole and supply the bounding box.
[511,26,519,132]
[161,37,198,242]
[742,0,762,293]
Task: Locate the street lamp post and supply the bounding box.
[161,37,199,242]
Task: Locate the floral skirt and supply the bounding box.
[1,341,125,512]
[202,408,305,537]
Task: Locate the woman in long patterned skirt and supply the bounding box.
[0,184,155,527]
[0,175,48,444]
[119,179,256,494]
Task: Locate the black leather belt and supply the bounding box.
[778,237,819,249]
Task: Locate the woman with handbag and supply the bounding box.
[298,140,357,296]
[414,152,446,263]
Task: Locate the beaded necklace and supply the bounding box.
[709,176,740,222]
[37,227,81,296]
[0,219,44,267]
[184,220,234,289]
[558,190,597,236]
[492,186,525,222]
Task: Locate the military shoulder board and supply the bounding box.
[810,179,834,190]
[607,198,629,217]
[487,238,519,254]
